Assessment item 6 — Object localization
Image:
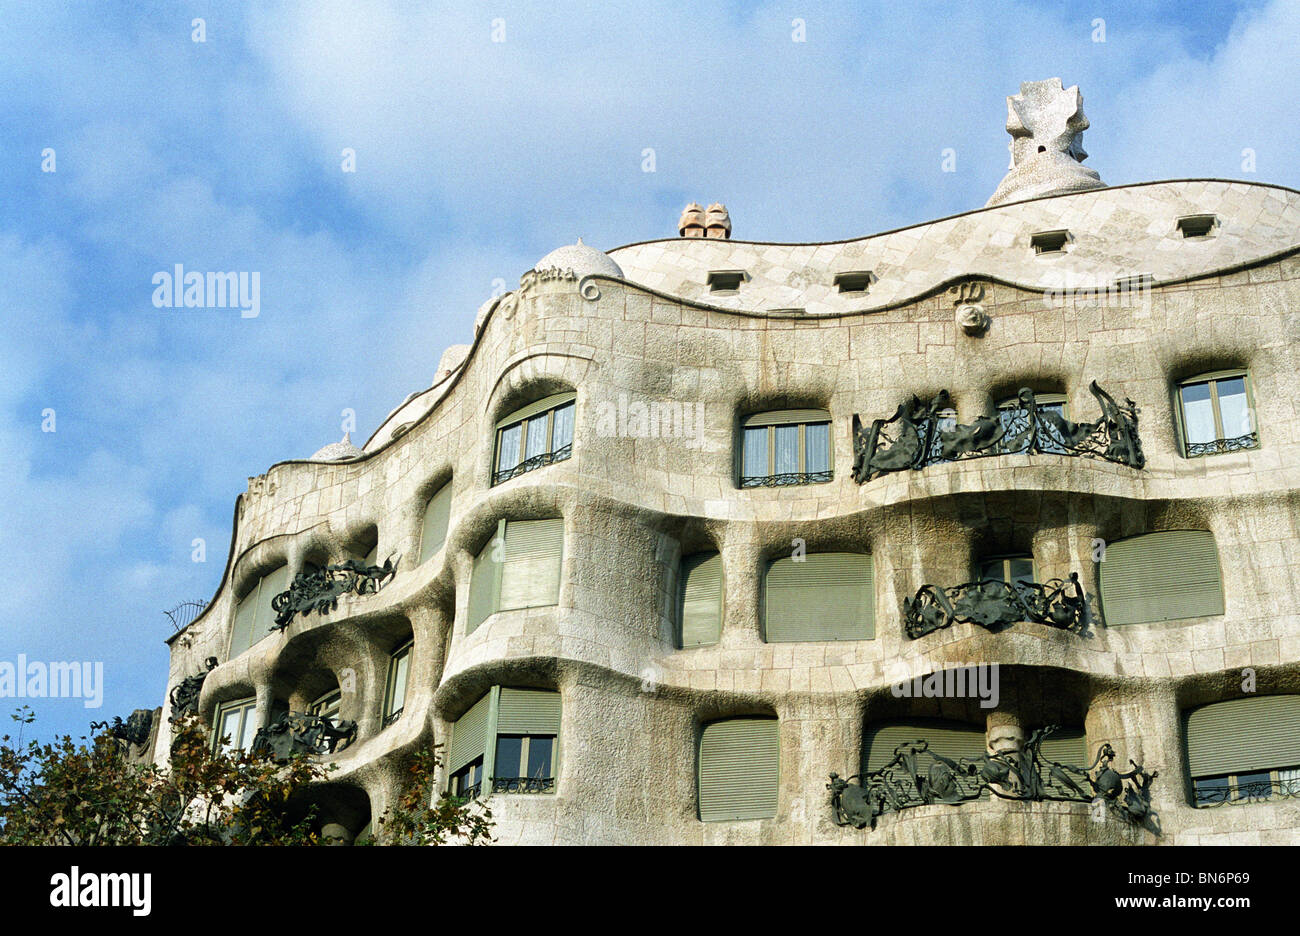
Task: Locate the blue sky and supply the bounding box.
[2,0,1297,744]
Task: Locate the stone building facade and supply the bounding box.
[154,80,1300,845]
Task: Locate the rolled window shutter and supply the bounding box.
[698,718,779,821]
[1038,726,1088,766]
[499,519,563,611]
[496,392,577,429]
[680,552,723,647]
[863,720,987,773]
[467,539,498,633]
[743,409,830,427]
[419,483,452,563]
[497,689,561,734]
[254,565,290,642]
[1100,530,1224,625]
[764,552,873,642]
[448,692,491,773]
[1185,695,1300,777]
[229,583,259,657]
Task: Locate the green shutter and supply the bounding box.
[467,538,498,633]
[743,409,830,427]
[229,582,259,658]
[448,692,491,773]
[497,689,561,734]
[764,552,874,642]
[680,552,723,647]
[698,718,779,821]
[1100,530,1224,625]
[419,483,452,564]
[499,518,563,611]
[863,719,987,773]
[496,392,576,429]
[1185,695,1300,777]
[1039,726,1088,766]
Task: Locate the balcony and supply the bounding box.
[904,572,1096,639]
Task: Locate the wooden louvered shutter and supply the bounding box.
[1100,530,1224,625]
[419,483,452,563]
[467,537,498,634]
[229,582,259,658]
[499,519,563,611]
[863,720,987,773]
[497,689,561,734]
[764,552,874,642]
[448,693,492,774]
[680,552,723,647]
[1038,727,1088,766]
[698,718,779,821]
[1185,695,1300,777]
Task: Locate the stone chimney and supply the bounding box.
[986,78,1106,207]
[679,202,731,238]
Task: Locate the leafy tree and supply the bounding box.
[374,745,494,846]
[0,708,493,846]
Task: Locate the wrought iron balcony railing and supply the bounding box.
[1195,776,1300,807]
[270,557,398,631]
[382,707,404,729]
[1186,432,1259,458]
[491,776,556,794]
[492,444,572,485]
[904,572,1096,639]
[250,712,357,763]
[739,470,832,488]
[829,726,1158,831]
[851,382,1145,483]
[169,656,218,720]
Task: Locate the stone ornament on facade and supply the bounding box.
[828,726,1158,831]
[270,557,399,631]
[904,571,1096,638]
[951,281,990,335]
[851,382,1145,483]
[986,78,1107,207]
[168,656,218,720]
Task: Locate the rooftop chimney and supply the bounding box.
[679,202,731,238]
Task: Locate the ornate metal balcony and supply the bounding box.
[739,470,833,488]
[382,707,404,729]
[851,382,1145,483]
[491,776,556,794]
[91,709,155,748]
[828,727,1158,831]
[168,656,218,720]
[250,712,357,762]
[904,572,1096,639]
[492,444,572,485]
[270,557,397,631]
[1195,775,1300,807]
[1186,432,1259,458]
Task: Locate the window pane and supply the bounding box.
[1194,775,1230,806]
[497,424,522,472]
[1181,382,1216,444]
[1235,770,1273,802]
[804,422,830,473]
[219,709,242,752]
[1008,558,1035,585]
[527,736,555,779]
[551,402,575,451]
[238,707,258,751]
[773,424,799,474]
[977,560,1002,582]
[742,427,768,478]
[495,736,523,777]
[388,650,409,715]
[524,413,550,461]
[1278,767,1300,796]
[1216,378,1251,438]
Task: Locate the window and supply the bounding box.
[448,687,560,798]
[467,518,563,633]
[1030,229,1070,254]
[1177,214,1218,238]
[764,552,874,642]
[418,482,452,563]
[977,554,1035,585]
[492,393,575,485]
[698,717,779,821]
[833,271,874,293]
[706,270,746,292]
[996,392,1068,454]
[213,697,258,753]
[382,640,411,727]
[1185,696,1300,807]
[1175,371,1258,457]
[229,564,290,659]
[679,552,723,648]
[739,410,832,487]
[310,688,342,725]
[864,719,986,776]
[1099,530,1224,625]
